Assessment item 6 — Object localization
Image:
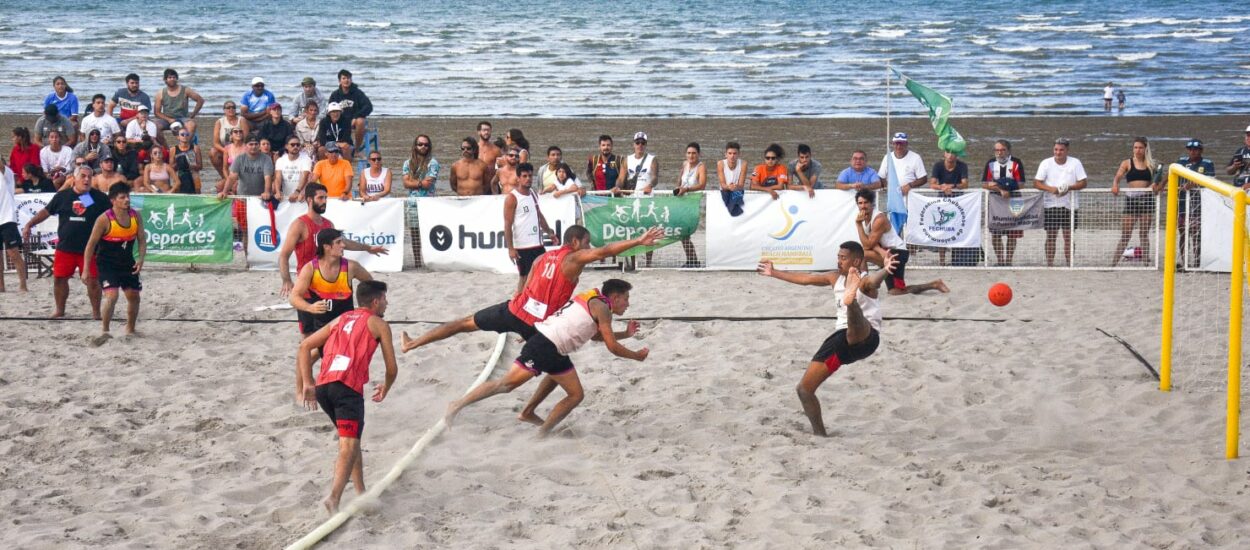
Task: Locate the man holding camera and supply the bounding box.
[1227,125,1250,188]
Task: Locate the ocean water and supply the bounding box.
[1,0,1247,117]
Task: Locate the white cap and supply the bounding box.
[327,102,342,112]
[633,131,648,142]
[251,77,265,86]
[137,105,149,112]
[1244,124,1250,133]
[170,121,183,130]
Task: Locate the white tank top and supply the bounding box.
[627,153,654,190]
[866,212,905,249]
[218,116,241,144]
[364,167,388,195]
[537,290,603,355]
[680,161,702,189]
[834,274,882,332]
[511,188,542,249]
[721,159,744,186]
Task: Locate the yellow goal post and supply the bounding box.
[1160,163,1245,459]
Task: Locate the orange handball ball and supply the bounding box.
[988,283,1012,307]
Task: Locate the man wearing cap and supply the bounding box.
[92,156,126,193]
[625,131,658,196]
[1178,139,1215,267]
[219,134,275,250]
[328,70,372,149]
[1226,125,1250,188]
[1033,138,1087,267]
[124,106,159,148]
[257,103,295,161]
[34,103,77,148]
[240,77,276,123]
[312,142,354,201]
[877,132,927,235]
[109,73,151,128]
[152,68,203,146]
[317,102,354,159]
[291,77,327,123]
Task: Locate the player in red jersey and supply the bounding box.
[297,280,397,514]
[400,224,662,352]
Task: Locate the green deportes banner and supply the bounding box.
[130,195,234,263]
[892,67,967,157]
[583,193,701,256]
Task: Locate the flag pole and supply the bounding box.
[885,60,891,151]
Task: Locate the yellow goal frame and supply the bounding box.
[1160,164,1245,459]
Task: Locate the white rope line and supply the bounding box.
[284,333,509,550]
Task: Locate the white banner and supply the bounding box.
[706,190,858,270]
[904,192,983,247]
[1198,188,1250,273]
[14,192,59,245]
[416,194,579,274]
[245,198,406,272]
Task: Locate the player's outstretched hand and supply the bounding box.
[638,227,664,246]
[625,320,639,337]
[368,245,388,256]
[881,249,900,274]
[756,259,775,277]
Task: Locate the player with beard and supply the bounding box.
[277,183,387,297]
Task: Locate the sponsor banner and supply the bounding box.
[246,198,406,272]
[1198,188,1250,272]
[417,194,578,274]
[14,192,59,245]
[582,194,700,257]
[986,193,1044,231]
[130,195,233,263]
[706,190,858,270]
[904,192,983,247]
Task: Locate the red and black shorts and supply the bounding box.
[315,381,365,439]
[811,328,880,374]
[884,248,909,291]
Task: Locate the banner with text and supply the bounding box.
[416,194,578,274]
[14,192,58,244]
[986,193,1044,231]
[246,198,405,272]
[706,190,858,270]
[131,195,234,263]
[582,194,700,256]
[905,192,983,247]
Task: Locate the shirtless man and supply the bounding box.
[492,147,521,195]
[476,121,501,176]
[297,280,397,514]
[445,279,648,436]
[277,183,387,297]
[92,157,126,193]
[757,242,895,436]
[853,189,948,295]
[450,138,490,196]
[401,225,662,352]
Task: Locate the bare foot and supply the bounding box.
[443,401,462,429]
[935,280,950,293]
[323,496,338,515]
[517,411,544,426]
[50,311,65,319]
[842,268,861,306]
[123,330,141,338]
[89,333,112,347]
[400,331,415,353]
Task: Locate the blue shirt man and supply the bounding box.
[833,150,880,192]
[239,77,276,123]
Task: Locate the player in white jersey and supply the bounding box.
[758,241,897,437]
[444,278,648,436]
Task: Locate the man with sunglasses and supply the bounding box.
[450,138,489,196]
[491,147,521,195]
[274,137,313,202]
[239,77,275,123]
[257,103,295,161]
[171,123,202,194]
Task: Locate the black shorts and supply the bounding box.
[97,265,142,291]
[0,222,20,249]
[472,300,537,339]
[516,246,544,277]
[811,328,880,374]
[1043,207,1077,230]
[884,248,908,291]
[1123,195,1155,216]
[515,332,574,375]
[316,381,365,439]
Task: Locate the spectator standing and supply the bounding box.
[586,135,625,194]
[1033,138,1087,267]
[625,131,658,196]
[311,142,354,201]
[328,70,373,148]
[929,150,970,265]
[982,139,1026,266]
[274,137,312,202]
[1109,137,1160,267]
[717,141,747,216]
[219,134,276,250]
[674,142,706,267]
[505,129,531,165]
[1116,87,1127,111]
[1176,139,1215,267]
[449,138,489,196]
[402,135,438,267]
[834,150,880,192]
[476,121,502,175]
[240,77,276,123]
[878,132,927,235]
[751,143,788,200]
[1226,125,1250,188]
[493,147,521,195]
[109,73,151,128]
[1103,82,1114,112]
[171,124,202,194]
[788,144,822,197]
[535,146,562,190]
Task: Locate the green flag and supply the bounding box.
[583,193,701,257]
[131,195,235,263]
[891,67,967,156]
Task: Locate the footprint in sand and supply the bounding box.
[89,333,112,347]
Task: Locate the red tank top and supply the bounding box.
[295,214,335,271]
[508,246,578,325]
[316,309,380,394]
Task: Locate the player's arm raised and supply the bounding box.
[757,259,836,286]
[566,226,663,268]
[591,300,648,361]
